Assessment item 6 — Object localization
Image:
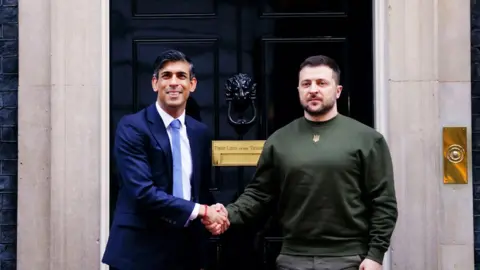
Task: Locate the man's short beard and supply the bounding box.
[302,101,335,116]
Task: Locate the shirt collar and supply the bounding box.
[155,101,186,128]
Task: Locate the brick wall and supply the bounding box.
[0,0,17,269]
[473,1,480,269]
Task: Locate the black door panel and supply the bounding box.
[110,1,372,269]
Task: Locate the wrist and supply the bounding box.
[199,204,208,218]
[366,247,385,264]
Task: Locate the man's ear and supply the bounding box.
[152,77,158,92]
[336,85,343,99]
[190,77,197,93]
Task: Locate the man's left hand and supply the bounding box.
[359,258,382,270]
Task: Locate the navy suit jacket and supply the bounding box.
[102,103,215,270]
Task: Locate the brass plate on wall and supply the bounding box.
[443,127,468,184]
[212,140,265,166]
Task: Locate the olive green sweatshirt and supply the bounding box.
[226,114,398,264]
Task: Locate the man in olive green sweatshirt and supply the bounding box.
[204,55,398,270]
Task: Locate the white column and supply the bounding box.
[387,0,474,269]
[436,0,474,268]
[17,0,51,268]
[49,0,103,268]
[18,0,106,268]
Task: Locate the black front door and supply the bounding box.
[110,1,373,269]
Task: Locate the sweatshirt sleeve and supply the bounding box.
[363,136,398,264]
[226,140,278,225]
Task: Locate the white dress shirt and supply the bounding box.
[156,102,200,223]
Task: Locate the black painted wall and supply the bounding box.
[0,0,17,269]
[474,0,480,269]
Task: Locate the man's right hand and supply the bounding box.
[201,203,230,235]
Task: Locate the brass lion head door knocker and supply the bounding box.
[225,73,257,136]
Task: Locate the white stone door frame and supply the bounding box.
[372,0,390,268]
[98,0,391,269]
[100,0,111,269]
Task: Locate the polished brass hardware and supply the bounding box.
[443,127,467,184]
[212,140,265,166]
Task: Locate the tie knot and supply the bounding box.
[170,119,181,129]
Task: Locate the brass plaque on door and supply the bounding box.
[443,127,468,184]
[212,140,265,166]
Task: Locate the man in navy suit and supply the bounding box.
[102,49,228,270]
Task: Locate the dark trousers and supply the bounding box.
[276,254,363,270]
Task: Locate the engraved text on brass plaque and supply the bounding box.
[443,127,468,184]
[212,140,265,166]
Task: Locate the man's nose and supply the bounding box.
[308,84,320,93]
[169,76,179,85]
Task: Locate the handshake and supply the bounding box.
[199,204,230,235]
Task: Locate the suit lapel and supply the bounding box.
[186,117,200,199]
[146,104,173,178]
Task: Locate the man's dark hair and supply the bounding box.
[152,49,196,79]
[299,55,341,84]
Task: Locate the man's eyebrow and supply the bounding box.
[302,78,328,81]
[160,71,187,75]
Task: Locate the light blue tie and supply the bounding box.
[170,119,183,198]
